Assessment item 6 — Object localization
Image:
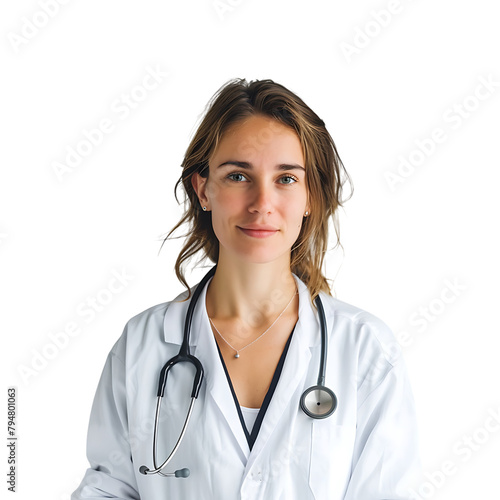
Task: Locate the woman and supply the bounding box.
[72,78,421,499]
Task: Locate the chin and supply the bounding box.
[232,246,290,266]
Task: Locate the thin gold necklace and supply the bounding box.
[208,288,298,359]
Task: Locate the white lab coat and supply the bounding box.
[72,273,422,500]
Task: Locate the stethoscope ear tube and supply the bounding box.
[188,355,204,398]
[140,267,216,477]
[157,355,204,399]
[139,396,197,476]
[179,265,217,357]
[156,266,216,398]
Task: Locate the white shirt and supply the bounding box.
[72,273,422,499]
[240,406,260,435]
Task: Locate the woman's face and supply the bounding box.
[192,114,310,265]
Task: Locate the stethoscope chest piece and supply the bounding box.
[298,293,338,419]
[300,385,337,419]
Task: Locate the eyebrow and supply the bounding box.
[217,160,305,172]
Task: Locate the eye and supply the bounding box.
[226,172,247,182]
[278,174,298,185]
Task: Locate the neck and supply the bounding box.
[205,251,298,329]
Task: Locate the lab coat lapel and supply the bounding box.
[194,303,251,461]
[245,275,318,470]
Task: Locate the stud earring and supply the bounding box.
[304,211,309,216]
[202,206,207,211]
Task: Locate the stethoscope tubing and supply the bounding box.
[315,293,327,387]
[153,397,196,477]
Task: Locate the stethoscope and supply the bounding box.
[139,265,337,478]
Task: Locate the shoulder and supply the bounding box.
[317,293,409,403]
[319,292,402,367]
[109,288,190,361]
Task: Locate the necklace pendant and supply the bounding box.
[234,353,240,359]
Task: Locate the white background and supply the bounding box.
[1,0,499,498]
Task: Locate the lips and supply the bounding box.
[238,226,278,238]
[240,225,278,231]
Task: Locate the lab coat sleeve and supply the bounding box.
[71,348,140,500]
[343,354,423,499]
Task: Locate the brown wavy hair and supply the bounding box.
[160,78,353,308]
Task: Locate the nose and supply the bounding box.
[247,181,274,215]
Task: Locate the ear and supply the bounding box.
[191,172,209,209]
